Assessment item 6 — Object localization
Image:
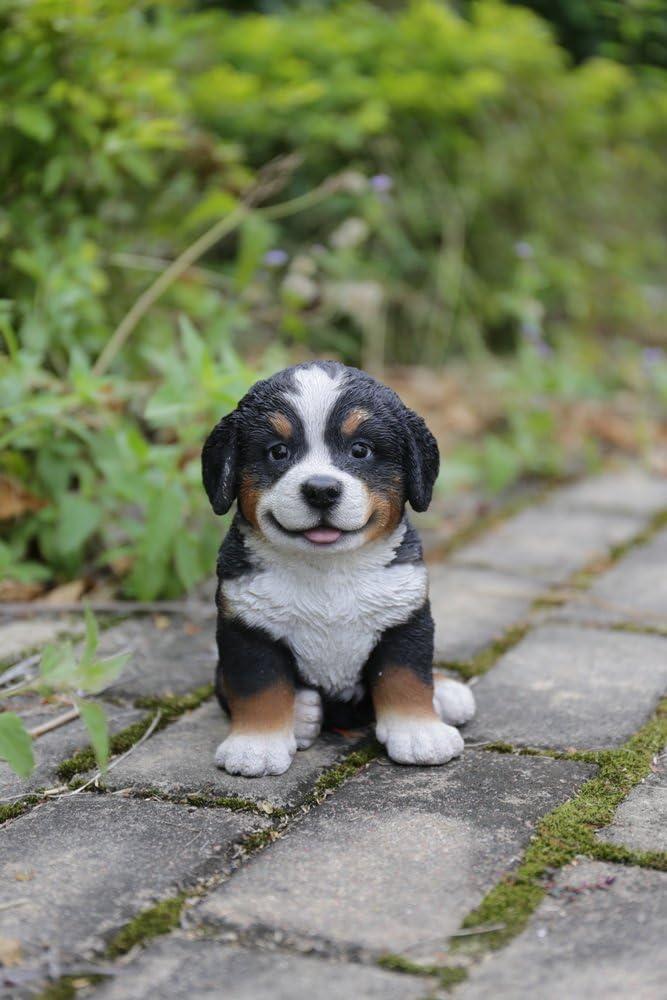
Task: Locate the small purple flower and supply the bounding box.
[515,241,534,260]
[263,249,288,268]
[520,320,542,342]
[535,340,553,359]
[370,173,393,194]
[642,347,664,369]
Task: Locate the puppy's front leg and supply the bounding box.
[215,618,297,777]
[368,605,463,766]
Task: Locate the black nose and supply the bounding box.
[301,475,343,510]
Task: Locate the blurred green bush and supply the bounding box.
[1,0,665,598]
[184,0,667,359]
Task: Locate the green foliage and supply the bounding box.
[0,0,665,596]
[0,712,35,778]
[106,894,186,958]
[0,608,128,778]
[185,0,667,358]
[507,0,667,67]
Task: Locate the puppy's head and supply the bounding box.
[202,362,439,555]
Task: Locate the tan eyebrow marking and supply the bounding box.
[269,411,293,439]
[341,407,371,436]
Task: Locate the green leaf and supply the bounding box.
[39,641,78,689]
[57,494,101,555]
[81,606,99,668]
[76,700,109,771]
[0,713,35,778]
[14,105,55,142]
[74,651,130,694]
[173,532,202,592]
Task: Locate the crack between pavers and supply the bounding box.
[534,506,667,612]
[424,482,556,564]
[440,504,667,682]
[34,744,385,997]
[18,477,667,996]
[438,693,667,994]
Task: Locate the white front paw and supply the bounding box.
[294,688,323,750]
[376,717,464,766]
[433,676,476,726]
[215,731,296,777]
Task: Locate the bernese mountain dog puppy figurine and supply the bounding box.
[202,361,475,777]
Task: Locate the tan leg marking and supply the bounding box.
[373,666,464,766]
[216,680,297,777]
[226,680,295,734]
[373,666,437,722]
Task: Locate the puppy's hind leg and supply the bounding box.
[294,688,323,750]
[433,674,476,727]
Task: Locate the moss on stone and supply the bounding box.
[437,623,530,680]
[134,684,215,718]
[378,954,467,989]
[39,978,77,1000]
[455,697,667,952]
[0,796,40,826]
[39,975,105,1000]
[56,684,215,781]
[106,894,186,958]
[309,742,382,802]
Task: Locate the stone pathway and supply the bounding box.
[0,466,665,999]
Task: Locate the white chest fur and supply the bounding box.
[222,527,428,698]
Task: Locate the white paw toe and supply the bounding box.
[215,731,296,777]
[433,677,476,726]
[294,688,323,750]
[377,717,464,766]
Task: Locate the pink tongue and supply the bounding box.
[304,527,343,544]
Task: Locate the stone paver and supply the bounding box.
[93,935,430,1000]
[0,795,263,987]
[0,698,142,800]
[105,699,364,808]
[451,503,643,584]
[429,565,542,663]
[597,747,667,853]
[465,624,667,750]
[1,468,664,997]
[0,619,82,667]
[549,526,667,630]
[98,616,216,700]
[198,752,593,959]
[550,468,667,516]
[456,861,667,1000]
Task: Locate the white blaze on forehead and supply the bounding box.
[286,366,344,454]
[257,364,370,542]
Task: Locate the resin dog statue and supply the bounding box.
[202,361,475,777]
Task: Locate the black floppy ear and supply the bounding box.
[403,408,440,512]
[202,411,239,515]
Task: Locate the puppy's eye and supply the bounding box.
[268,443,290,462]
[350,441,372,460]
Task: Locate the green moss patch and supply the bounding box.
[0,795,40,826]
[56,684,214,781]
[106,894,186,958]
[437,624,530,680]
[455,697,667,952]
[378,954,467,990]
[309,742,382,803]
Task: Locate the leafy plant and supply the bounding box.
[0,608,129,777]
[0,0,665,598]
